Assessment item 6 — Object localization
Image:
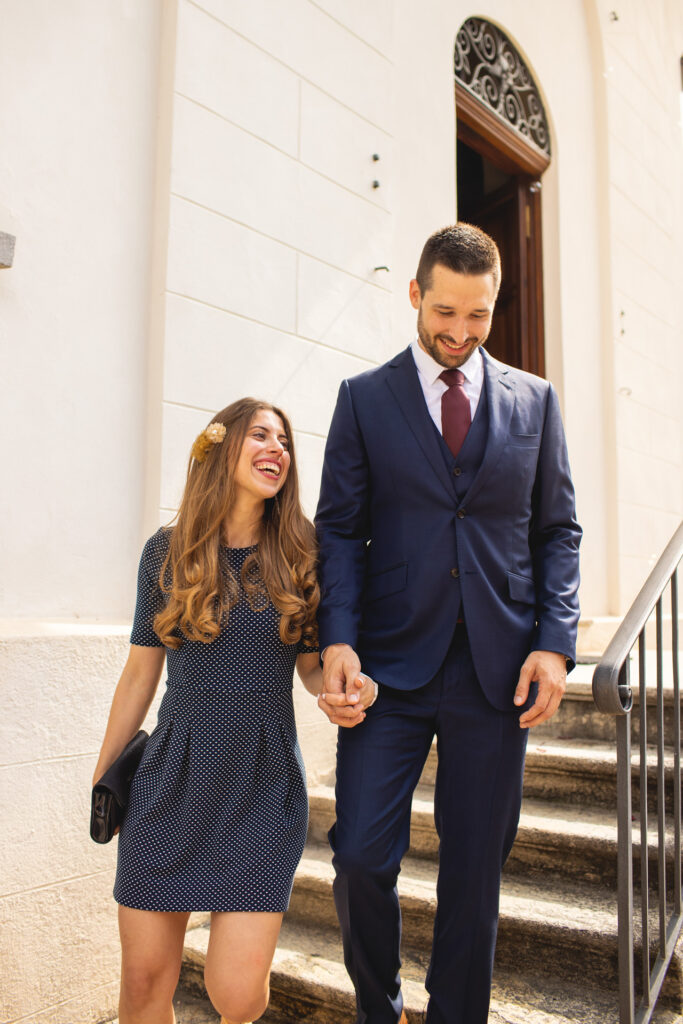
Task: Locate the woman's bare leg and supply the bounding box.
[118,905,191,1024]
[205,911,283,1023]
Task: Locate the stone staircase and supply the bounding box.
[173,663,683,1023]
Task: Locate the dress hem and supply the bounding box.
[114,894,291,913]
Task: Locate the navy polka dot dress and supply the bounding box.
[113,529,317,913]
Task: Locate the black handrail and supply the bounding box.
[592,520,683,1023]
[593,521,683,715]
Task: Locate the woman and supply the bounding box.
[93,398,375,1024]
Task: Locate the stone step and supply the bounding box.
[108,990,221,1024]
[181,918,427,1024]
[287,844,615,981]
[308,785,680,889]
[173,989,219,1022]
[179,913,683,1023]
[417,735,681,813]
[285,843,682,1006]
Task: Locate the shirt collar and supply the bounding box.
[410,337,484,387]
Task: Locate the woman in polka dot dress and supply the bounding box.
[93,398,376,1024]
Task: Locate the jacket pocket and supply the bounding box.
[364,562,408,604]
[507,571,536,605]
[506,433,540,449]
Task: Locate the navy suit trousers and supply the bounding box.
[330,627,531,1024]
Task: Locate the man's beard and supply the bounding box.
[417,309,487,369]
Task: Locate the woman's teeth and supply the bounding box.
[256,461,280,477]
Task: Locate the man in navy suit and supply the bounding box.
[315,224,581,1024]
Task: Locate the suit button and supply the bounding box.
[457,509,466,519]
[450,568,460,579]
[452,467,462,476]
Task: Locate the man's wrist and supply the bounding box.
[321,642,354,663]
[363,676,379,707]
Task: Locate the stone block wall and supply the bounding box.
[597,0,683,609]
[156,0,395,525]
[0,624,161,1024]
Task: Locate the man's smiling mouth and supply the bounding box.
[439,336,470,351]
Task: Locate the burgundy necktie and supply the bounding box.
[439,369,471,458]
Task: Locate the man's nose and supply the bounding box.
[451,319,468,343]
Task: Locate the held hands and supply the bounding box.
[317,643,376,728]
[514,650,567,728]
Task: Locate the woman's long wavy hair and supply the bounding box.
[153,398,319,650]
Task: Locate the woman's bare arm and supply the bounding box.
[296,652,324,696]
[92,645,165,785]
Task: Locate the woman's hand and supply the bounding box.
[316,662,378,728]
[352,672,378,711]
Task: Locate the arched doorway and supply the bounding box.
[455,19,550,376]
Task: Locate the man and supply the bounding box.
[315,224,581,1024]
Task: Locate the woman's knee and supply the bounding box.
[207,978,269,1023]
[120,959,177,1008]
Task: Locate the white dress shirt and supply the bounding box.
[410,338,484,434]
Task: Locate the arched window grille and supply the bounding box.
[454,18,551,157]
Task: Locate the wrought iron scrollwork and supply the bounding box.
[454,18,551,156]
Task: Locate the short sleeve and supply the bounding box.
[297,626,319,655]
[130,531,169,648]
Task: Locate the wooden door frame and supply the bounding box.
[455,83,550,177]
[456,82,549,377]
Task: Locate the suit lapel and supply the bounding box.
[462,349,516,507]
[386,347,454,499]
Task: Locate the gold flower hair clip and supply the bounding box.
[191,421,227,463]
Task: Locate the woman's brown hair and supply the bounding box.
[153,398,319,649]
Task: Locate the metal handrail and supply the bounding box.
[592,520,683,1024]
[593,521,683,715]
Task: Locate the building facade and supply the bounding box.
[1,1,682,1020]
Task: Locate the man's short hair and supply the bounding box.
[415,223,501,295]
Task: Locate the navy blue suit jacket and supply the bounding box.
[315,346,582,711]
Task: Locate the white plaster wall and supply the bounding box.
[594,0,683,610]
[0,0,161,622]
[155,0,395,526]
[0,624,162,1024]
[0,3,163,1020]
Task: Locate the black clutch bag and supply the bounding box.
[90,730,149,844]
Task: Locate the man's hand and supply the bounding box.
[514,650,567,728]
[317,643,367,728]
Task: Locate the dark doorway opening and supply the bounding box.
[453,24,552,380]
[456,134,545,377]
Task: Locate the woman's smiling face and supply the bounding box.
[233,409,291,502]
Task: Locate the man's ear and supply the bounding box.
[409,279,421,310]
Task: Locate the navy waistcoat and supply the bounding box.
[435,370,490,502]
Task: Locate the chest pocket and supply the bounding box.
[506,432,540,449]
